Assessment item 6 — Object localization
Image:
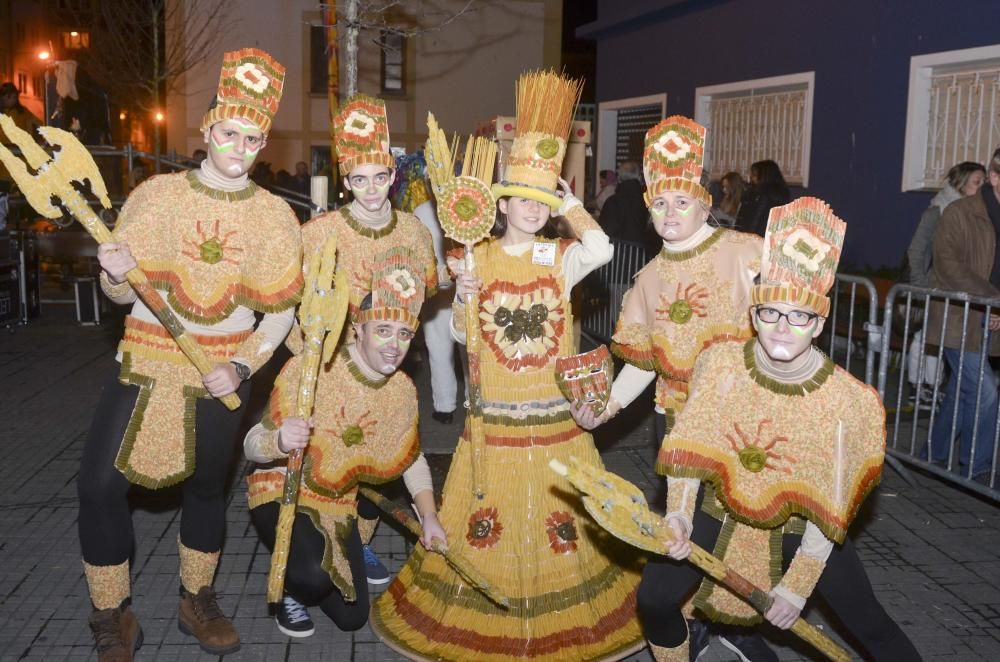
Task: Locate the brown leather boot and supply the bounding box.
[88,601,143,662]
[178,586,241,655]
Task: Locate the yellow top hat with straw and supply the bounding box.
[491,70,583,210]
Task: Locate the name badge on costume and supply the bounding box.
[532,241,556,267]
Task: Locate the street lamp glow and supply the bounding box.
[38,50,51,61]
[154,111,165,122]
[119,112,126,120]
[70,31,79,37]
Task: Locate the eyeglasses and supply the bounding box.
[755,306,819,327]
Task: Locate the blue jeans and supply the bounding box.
[930,348,998,477]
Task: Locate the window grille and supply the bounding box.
[921,67,1000,186]
[615,104,661,167]
[695,72,814,186]
[381,32,405,96]
[902,45,1000,191]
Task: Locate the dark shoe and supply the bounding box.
[432,410,454,424]
[688,618,710,661]
[89,601,143,662]
[274,593,315,638]
[362,544,391,584]
[718,628,778,662]
[178,586,241,655]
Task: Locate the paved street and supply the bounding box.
[2,305,999,661]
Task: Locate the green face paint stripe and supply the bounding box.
[209,135,234,153]
[676,205,694,216]
[789,321,815,336]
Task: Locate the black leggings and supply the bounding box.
[250,501,371,631]
[77,362,250,565]
[637,506,921,660]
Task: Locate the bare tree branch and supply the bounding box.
[314,0,488,99]
[74,0,234,113]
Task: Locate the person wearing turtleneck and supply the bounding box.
[243,303,443,638]
[637,298,921,661]
[294,95,438,587]
[575,187,762,443]
[80,51,304,661]
[629,196,921,661]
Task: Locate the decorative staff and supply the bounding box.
[266,233,349,603]
[0,116,242,410]
[425,113,497,498]
[549,457,851,662]
[357,487,509,608]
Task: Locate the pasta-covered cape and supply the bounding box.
[248,347,419,599]
[657,339,885,623]
[611,228,761,426]
[112,171,302,487]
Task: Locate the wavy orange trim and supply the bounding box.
[657,446,882,543]
[143,266,303,322]
[613,330,749,380]
[384,582,638,657]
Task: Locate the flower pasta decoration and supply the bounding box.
[437,175,496,245]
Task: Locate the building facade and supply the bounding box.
[580,0,1000,269]
[166,0,562,180]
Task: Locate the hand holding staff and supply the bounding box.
[549,457,851,662]
[425,113,497,497]
[266,234,349,603]
[0,116,243,410]
[358,487,509,608]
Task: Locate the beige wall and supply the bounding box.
[166,0,561,174]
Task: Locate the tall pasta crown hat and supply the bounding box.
[334,93,395,173]
[492,70,583,210]
[354,248,426,329]
[750,197,847,317]
[642,116,711,207]
[200,48,285,134]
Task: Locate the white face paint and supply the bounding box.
[343,164,395,212]
[752,302,827,365]
[649,191,709,244]
[206,118,265,178]
[353,319,415,375]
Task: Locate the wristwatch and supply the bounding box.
[230,361,251,381]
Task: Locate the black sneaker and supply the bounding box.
[363,544,391,584]
[274,594,315,638]
[718,628,778,662]
[688,619,710,661]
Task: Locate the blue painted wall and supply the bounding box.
[582,0,1000,270]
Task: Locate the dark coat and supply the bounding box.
[598,179,659,255]
[926,192,1000,355]
[736,189,791,236]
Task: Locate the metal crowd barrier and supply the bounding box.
[877,284,999,500]
[820,273,880,386]
[579,238,654,344]
[577,246,998,499]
